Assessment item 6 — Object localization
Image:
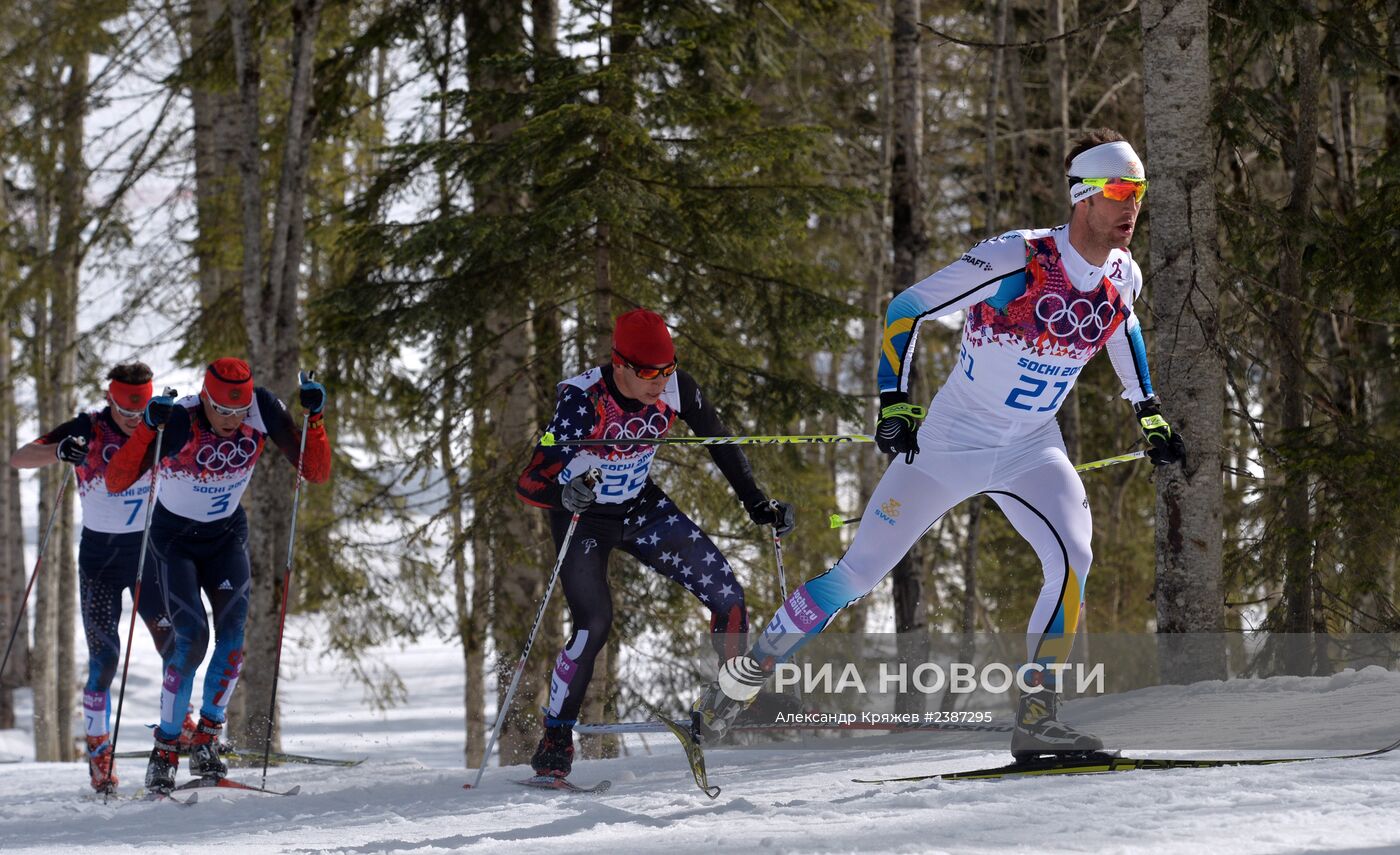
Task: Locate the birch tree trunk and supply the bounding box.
[190,0,246,345]
[226,0,326,750]
[52,39,88,760]
[465,0,544,766]
[1140,0,1226,680]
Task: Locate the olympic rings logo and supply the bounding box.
[602,412,670,442]
[599,411,670,454]
[195,436,259,472]
[1034,293,1117,344]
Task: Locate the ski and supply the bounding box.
[576,719,1012,736]
[134,790,199,806]
[222,749,364,768]
[114,747,363,767]
[513,775,613,795]
[855,737,1400,783]
[639,699,721,799]
[176,776,302,796]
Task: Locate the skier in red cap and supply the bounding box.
[10,362,168,793]
[516,308,794,782]
[105,357,331,794]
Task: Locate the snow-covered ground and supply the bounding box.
[3,619,1400,855]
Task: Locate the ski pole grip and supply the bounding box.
[299,370,316,384]
[162,387,178,398]
[584,468,602,487]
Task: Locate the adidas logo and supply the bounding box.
[218,579,233,591]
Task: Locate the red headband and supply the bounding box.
[203,357,254,408]
[108,379,153,411]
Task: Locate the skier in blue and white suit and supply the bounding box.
[694,128,1186,759]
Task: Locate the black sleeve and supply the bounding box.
[35,413,94,445]
[676,370,765,508]
[255,387,302,467]
[158,407,194,460]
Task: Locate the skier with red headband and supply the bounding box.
[516,308,795,781]
[693,129,1186,761]
[104,358,331,794]
[9,362,169,793]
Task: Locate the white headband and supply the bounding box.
[1067,140,1145,204]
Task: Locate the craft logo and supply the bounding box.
[875,498,901,526]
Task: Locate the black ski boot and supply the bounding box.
[530,724,575,779]
[189,715,228,780]
[691,654,766,743]
[733,688,804,727]
[145,737,181,795]
[1010,690,1103,761]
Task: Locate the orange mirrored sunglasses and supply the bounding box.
[613,349,679,380]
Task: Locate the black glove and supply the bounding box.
[875,391,926,464]
[144,394,176,428]
[561,473,597,514]
[1135,398,1186,466]
[299,371,326,415]
[746,497,796,537]
[55,435,88,464]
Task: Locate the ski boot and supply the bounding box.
[691,654,766,744]
[530,722,575,779]
[145,736,181,795]
[733,688,804,728]
[176,709,198,752]
[86,734,117,794]
[188,715,228,780]
[1010,690,1104,762]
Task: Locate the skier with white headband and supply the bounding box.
[692,128,1185,760]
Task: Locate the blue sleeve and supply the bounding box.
[878,233,1029,393]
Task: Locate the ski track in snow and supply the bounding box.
[4,623,1400,854]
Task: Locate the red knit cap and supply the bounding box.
[204,357,254,409]
[612,308,675,367]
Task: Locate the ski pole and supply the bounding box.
[541,431,873,448]
[105,387,176,800]
[466,468,601,791]
[768,500,788,598]
[260,371,316,788]
[827,450,1149,527]
[0,467,74,684]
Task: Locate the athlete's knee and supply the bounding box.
[88,655,118,693]
[709,597,748,636]
[574,613,612,652]
[173,625,210,675]
[806,560,877,614]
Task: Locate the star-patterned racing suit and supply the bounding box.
[518,365,775,727]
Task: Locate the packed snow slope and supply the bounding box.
[3,625,1399,855]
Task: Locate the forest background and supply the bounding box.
[1,0,1396,769]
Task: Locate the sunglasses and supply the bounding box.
[613,349,679,381]
[1072,176,1148,203]
[203,392,251,418]
[110,399,145,420]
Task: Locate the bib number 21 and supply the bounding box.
[1004,374,1070,412]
